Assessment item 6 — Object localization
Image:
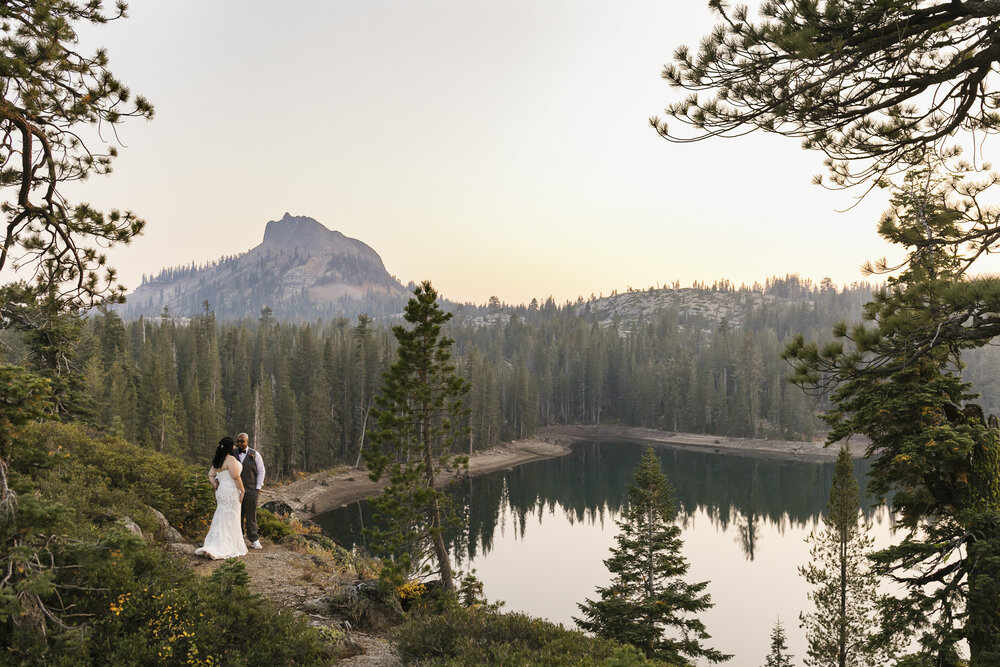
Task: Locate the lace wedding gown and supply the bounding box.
[195,462,248,559]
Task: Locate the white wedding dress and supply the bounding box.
[195,461,248,559]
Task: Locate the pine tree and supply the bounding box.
[785,159,1000,663]
[2,283,95,420]
[656,0,1000,190]
[0,1,152,311]
[799,446,887,667]
[764,619,795,667]
[0,0,151,641]
[274,376,300,477]
[364,281,470,592]
[351,314,379,465]
[251,366,278,476]
[575,447,730,665]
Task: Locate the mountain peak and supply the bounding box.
[262,213,346,249]
[122,214,408,321]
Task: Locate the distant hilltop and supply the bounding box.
[120,213,411,321]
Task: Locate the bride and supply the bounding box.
[195,436,248,559]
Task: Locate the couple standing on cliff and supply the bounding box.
[195,433,267,560]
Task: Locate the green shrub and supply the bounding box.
[256,507,295,541]
[88,545,329,665]
[9,421,214,538]
[327,581,404,632]
[2,520,332,665]
[393,607,669,666]
[1,422,333,665]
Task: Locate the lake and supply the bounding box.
[315,440,894,665]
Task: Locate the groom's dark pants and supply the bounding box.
[241,489,259,543]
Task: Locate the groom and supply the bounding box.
[235,433,266,549]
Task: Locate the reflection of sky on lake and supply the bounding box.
[317,442,895,665]
[451,481,893,665]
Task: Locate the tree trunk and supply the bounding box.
[839,529,847,667]
[353,398,372,470]
[422,413,454,592]
[429,496,455,592]
[0,457,13,512]
[646,501,655,654]
[966,519,1000,665]
[967,434,1000,665]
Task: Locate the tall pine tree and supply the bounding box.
[799,446,888,667]
[0,0,151,641]
[785,159,1000,663]
[364,281,469,592]
[575,447,730,665]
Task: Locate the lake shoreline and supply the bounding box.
[261,438,572,518]
[537,424,864,463]
[262,425,859,518]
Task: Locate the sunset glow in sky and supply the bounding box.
[69,0,941,306]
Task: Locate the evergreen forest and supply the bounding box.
[7,276,903,478]
[13,0,1000,661]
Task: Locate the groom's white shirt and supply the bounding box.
[237,448,266,490]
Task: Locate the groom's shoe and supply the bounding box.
[251,540,263,550]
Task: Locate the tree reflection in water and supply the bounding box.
[316,441,883,565]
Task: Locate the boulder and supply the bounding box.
[326,580,403,631]
[261,500,295,517]
[164,542,196,555]
[119,517,143,536]
[144,505,184,543]
[302,597,331,615]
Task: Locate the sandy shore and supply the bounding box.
[262,425,860,518]
[536,424,865,462]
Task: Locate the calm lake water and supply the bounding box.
[315,441,894,665]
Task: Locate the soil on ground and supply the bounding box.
[186,539,404,665]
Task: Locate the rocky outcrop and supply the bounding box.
[164,542,197,555]
[326,581,404,632]
[261,500,296,517]
[120,213,411,321]
[145,505,185,543]
[118,516,143,536]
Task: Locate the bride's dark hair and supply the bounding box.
[211,436,236,469]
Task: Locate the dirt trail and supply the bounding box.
[187,537,403,665]
[180,438,573,664]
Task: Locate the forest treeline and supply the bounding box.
[59,275,914,480]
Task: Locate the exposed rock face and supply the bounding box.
[572,287,781,330]
[119,516,143,536]
[144,504,185,543]
[261,500,296,518]
[261,214,364,253]
[120,213,410,321]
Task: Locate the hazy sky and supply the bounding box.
[69,0,914,306]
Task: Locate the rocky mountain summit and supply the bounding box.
[120,214,410,321]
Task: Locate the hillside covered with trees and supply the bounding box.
[30,276,887,477]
